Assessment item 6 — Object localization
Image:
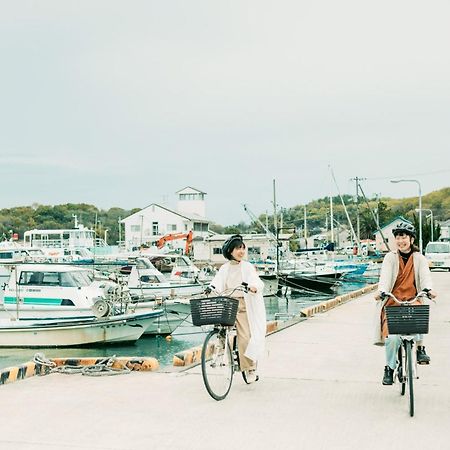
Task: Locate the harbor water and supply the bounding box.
[0,280,370,370]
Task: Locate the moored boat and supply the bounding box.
[0,310,162,348]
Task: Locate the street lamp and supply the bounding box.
[416,208,434,242]
[391,179,423,253]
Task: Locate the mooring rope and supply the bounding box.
[32,353,131,376]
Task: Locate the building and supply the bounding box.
[121,187,210,253]
[194,233,292,265]
[373,216,412,252]
[438,219,450,241]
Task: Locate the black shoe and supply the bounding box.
[382,366,394,385]
[417,346,431,365]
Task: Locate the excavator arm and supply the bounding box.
[156,230,193,255]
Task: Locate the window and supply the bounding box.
[19,271,93,287]
[131,225,140,232]
[248,247,261,256]
[194,222,208,231]
[140,275,163,283]
[152,222,159,235]
[180,193,203,201]
[168,224,177,232]
[213,248,223,255]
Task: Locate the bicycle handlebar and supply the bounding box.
[204,283,249,296]
[380,290,433,305]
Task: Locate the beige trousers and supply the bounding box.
[235,297,256,371]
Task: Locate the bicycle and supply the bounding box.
[190,284,253,401]
[382,290,432,417]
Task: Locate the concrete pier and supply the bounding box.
[0,272,449,450]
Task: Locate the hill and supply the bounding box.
[0,187,448,246]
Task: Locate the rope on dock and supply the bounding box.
[33,353,131,376]
[55,357,131,376]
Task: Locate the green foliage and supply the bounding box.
[0,204,135,245]
[253,187,449,240]
[0,188,448,246]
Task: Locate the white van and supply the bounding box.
[425,241,450,271]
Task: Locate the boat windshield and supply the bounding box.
[135,258,154,269]
[18,270,94,287]
[62,271,94,287]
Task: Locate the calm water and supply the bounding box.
[0,280,370,370]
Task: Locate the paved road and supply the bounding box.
[0,272,449,450]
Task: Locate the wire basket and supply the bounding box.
[385,305,430,335]
[190,296,239,326]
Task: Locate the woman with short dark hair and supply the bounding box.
[208,235,266,383]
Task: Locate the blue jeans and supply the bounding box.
[385,335,423,369]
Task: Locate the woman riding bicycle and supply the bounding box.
[374,221,437,385]
[208,234,266,383]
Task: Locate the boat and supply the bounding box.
[0,310,162,348]
[278,273,339,294]
[277,259,342,294]
[0,263,185,336]
[250,258,280,296]
[118,257,207,299]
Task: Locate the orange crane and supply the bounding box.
[156,230,193,255]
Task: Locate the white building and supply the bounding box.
[194,233,292,265]
[121,187,210,253]
[438,219,450,241]
[373,216,412,252]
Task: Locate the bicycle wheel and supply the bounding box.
[397,345,406,396]
[405,340,415,417]
[201,328,233,401]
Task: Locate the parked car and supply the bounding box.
[425,241,450,271]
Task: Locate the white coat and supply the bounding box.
[373,251,433,344]
[210,260,267,362]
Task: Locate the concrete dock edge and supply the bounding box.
[0,356,159,386]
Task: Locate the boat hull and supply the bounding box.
[259,275,280,296]
[0,311,161,348]
[279,274,338,294]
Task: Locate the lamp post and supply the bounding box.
[391,179,423,253]
[416,208,434,242]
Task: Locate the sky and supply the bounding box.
[1,0,449,226]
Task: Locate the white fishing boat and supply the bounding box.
[0,264,185,335]
[251,259,280,296]
[123,257,207,299]
[0,310,162,348]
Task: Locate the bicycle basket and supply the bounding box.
[385,305,430,335]
[190,296,239,326]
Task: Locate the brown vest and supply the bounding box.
[381,254,418,338]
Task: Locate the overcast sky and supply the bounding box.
[1,0,449,225]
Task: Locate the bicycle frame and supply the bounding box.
[382,290,432,417]
[197,284,251,400]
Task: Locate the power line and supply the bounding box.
[366,168,450,181]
